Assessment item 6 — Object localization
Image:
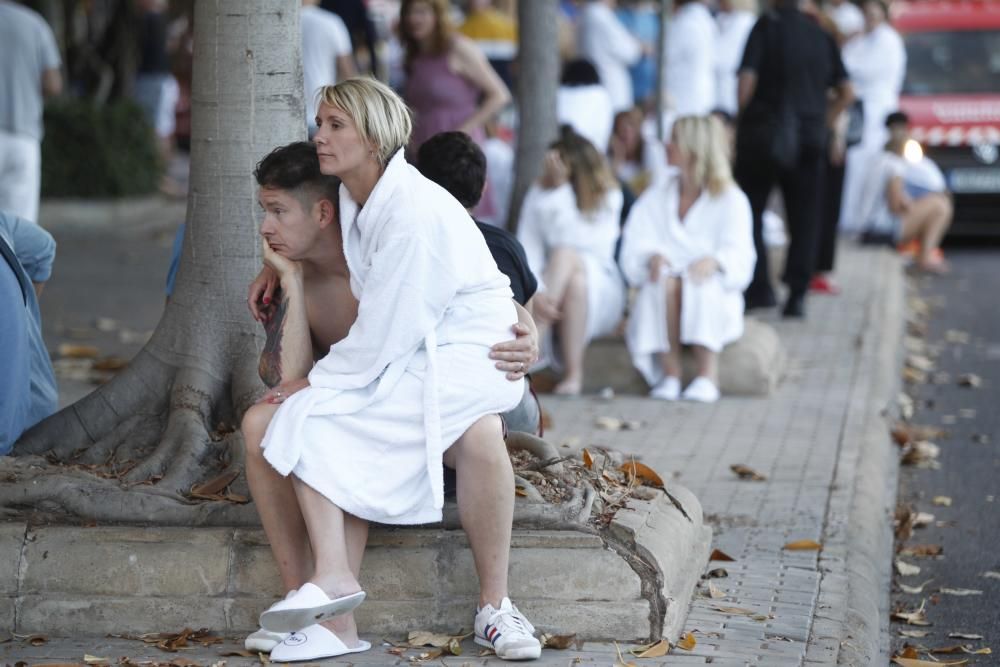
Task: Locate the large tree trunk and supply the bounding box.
[506,0,560,231]
[0,0,304,524]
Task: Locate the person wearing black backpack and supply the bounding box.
[734,0,853,318]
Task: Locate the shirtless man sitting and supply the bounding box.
[241,141,542,661]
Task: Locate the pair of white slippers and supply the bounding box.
[248,583,370,662]
[649,376,720,403]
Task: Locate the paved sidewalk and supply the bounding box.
[10,237,902,665]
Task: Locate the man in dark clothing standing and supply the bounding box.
[735,0,853,317]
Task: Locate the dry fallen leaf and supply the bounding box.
[596,416,643,431]
[190,469,240,497]
[613,641,637,667]
[945,329,970,344]
[939,588,982,596]
[892,659,968,667]
[706,567,728,578]
[540,633,576,649]
[981,571,1000,580]
[957,373,982,388]
[730,464,766,481]
[901,441,940,467]
[676,633,696,651]
[582,448,594,470]
[92,356,129,372]
[707,581,726,599]
[218,650,256,657]
[408,648,444,662]
[629,639,670,658]
[58,343,100,359]
[83,656,110,665]
[907,354,935,372]
[619,461,665,488]
[899,630,931,638]
[972,433,991,445]
[709,549,735,562]
[948,633,984,640]
[783,539,822,551]
[892,600,931,626]
[932,496,952,507]
[913,512,935,528]
[899,579,934,594]
[900,544,943,557]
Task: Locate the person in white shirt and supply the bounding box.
[301,0,356,136]
[556,59,615,155]
[839,0,906,232]
[619,115,755,403]
[0,0,62,223]
[664,0,717,116]
[857,112,951,273]
[517,125,626,395]
[825,0,865,43]
[714,0,757,116]
[578,0,642,112]
[608,108,667,196]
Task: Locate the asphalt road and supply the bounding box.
[890,248,1000,663]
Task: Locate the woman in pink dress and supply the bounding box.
[400,0,511,151]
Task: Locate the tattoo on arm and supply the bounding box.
[258,290,289,388]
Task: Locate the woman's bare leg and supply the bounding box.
[242,403,312,593]
[659,277,683,378]
[691,345,719,386]
[554,268,589,394]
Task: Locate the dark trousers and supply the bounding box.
[735,141,825,302]
[816,150,845,274]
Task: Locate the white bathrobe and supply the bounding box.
[663,1,717,116]
[578,2,642,112]
[619,175,755,387]
[516,183,626,356]
[840,23,907,232]
[260,151,523,525]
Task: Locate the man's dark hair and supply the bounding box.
[885,111,909,128]
[253,142,341,211]
[416,131,487,209]
[560,59,601,87]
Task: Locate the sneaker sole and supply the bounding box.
[475,635,542,660]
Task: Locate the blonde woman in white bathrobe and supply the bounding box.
[243,79,537,660]
[619,115,755,403]
[517,125,626,395]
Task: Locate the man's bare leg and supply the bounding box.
[292,477,367,647]
[242,402,312,592]
[443,415,513,607]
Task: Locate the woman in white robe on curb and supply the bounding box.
[243,79,525,657]
[619,115,755,403]
[517,125,626,395]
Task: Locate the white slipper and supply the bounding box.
[649,376,681,401]
[259,583,366,633]
[269,624,371,662]
[245,627,288,653]
[681,377,720,403]
[246,588,297,651]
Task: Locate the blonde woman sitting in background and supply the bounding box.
[619,115,755,403]
[517,125,626,395]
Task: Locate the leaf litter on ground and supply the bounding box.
[783,539,822,551]
[730,464,766,481]
[628,639,670,658]
[892,600,931,626]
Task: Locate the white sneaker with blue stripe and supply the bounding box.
[474,597,541,660]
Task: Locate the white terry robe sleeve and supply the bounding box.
[711,188,756,292]
[619,190,668,288]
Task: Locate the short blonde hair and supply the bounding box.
[670,115,734,196]
[317,78,413,166]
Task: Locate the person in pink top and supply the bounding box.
[400,0,511,150]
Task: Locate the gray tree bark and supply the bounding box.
[0,0,304,524]
[506,0,560,231]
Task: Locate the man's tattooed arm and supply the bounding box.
[258,288,289,388]
[256,277,314,388]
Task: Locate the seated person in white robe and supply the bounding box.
[516,125,627,395]
[240,80,542,662]
[619,115,755,403]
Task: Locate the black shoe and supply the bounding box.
[782,293,805,318]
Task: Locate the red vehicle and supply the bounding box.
[894,0,1000,236]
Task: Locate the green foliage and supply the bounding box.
[41,98,162,198]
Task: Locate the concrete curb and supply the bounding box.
[806,250,904,664]
[1,484,710,642]
[39,196,185,232]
